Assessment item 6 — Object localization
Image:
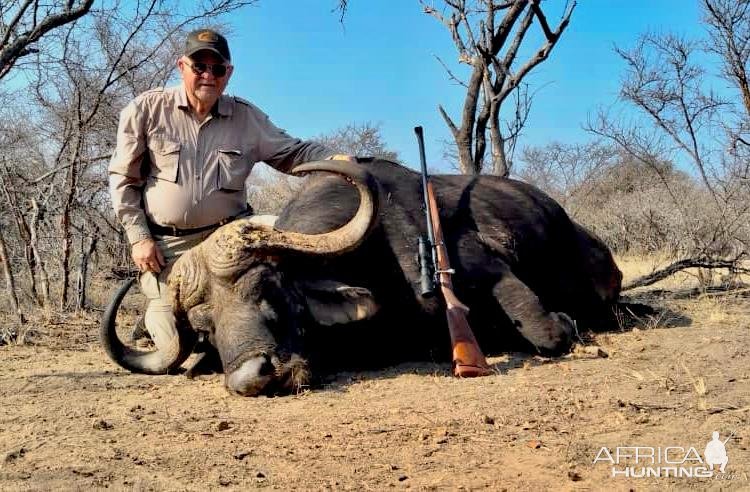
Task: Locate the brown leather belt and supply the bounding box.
[148,209,252,237]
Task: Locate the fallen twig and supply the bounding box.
[623,257,749,291]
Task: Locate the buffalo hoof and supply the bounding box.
[540,312,576,356]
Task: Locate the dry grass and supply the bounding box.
[684,295,734,326]
[615,253,745,329]
[616,253,750,290]
[616,252,699,289]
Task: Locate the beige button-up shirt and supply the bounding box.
[109,85,334,244]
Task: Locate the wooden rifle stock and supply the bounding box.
[414,125,492,378]
[424,181,493,377]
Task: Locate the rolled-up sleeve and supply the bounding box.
[254,111,334,173]
[109,101,151,245]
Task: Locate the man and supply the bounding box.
[109,29,352,359]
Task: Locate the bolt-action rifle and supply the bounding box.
[414,126,492,378]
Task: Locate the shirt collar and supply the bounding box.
[176,85,189,110]
[216,95,233,117]
[176,86,233,117]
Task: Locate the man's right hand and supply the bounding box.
[132,238,166,273]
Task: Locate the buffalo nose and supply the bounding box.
[225,354,276,396]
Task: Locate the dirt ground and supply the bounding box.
[1,264,750,490]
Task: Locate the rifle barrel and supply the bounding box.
[414,126,435,250]
[413,126,492,378]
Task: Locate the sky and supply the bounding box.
[222,1,708,171]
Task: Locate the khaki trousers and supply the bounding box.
[139,229,214,352]
[138,215,278,351]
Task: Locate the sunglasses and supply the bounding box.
[184,60,229,78]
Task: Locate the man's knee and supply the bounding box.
[138,244,188,351]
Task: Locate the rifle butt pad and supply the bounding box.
[452,341,493,378]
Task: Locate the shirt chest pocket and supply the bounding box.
[147,139,180,182]
[217,148,251,192]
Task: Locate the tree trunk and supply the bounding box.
[0,229,25,326]
[76,235,97,312]
[457,66,486,175]
[473,76,492,174]
[425,0,574,175]
[60,193,73,310]
[457,137,476,175]
[59,131,82,311]
[489,101,509,176]
[737,74,750,119]
[29,198,50,306]
[0,162,40,303]
[438,65,485,175]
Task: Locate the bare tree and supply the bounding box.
[0,0,95,80]
[517,142,712,255]
[704,0,750,112]
[249,122,399,213]
[334,0,349,22]
[587,4,750,285]
[0,153,44,305]
[703,0,750,150]
[0,228,25,327]
[314,122,399,161]
[422,0,575,176]
[516,140,618,209]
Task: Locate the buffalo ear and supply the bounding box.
[297,279,379,326]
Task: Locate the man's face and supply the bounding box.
[178,50,233,108]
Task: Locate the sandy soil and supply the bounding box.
[1,286,749,490]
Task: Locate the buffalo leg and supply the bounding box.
[490,266,574,355]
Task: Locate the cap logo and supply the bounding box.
[197,31,218,42]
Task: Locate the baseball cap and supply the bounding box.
[184,29,231,63]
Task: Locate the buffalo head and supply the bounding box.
[101,160,380,396]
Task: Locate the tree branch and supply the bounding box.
[0,0,95,80]
[623,257,747,291]
[439,104,460,137]
[434,55,468,88]
[496,0,576,103]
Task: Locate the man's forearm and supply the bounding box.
[264,139,337,174]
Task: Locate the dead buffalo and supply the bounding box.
[101,158,622,396]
